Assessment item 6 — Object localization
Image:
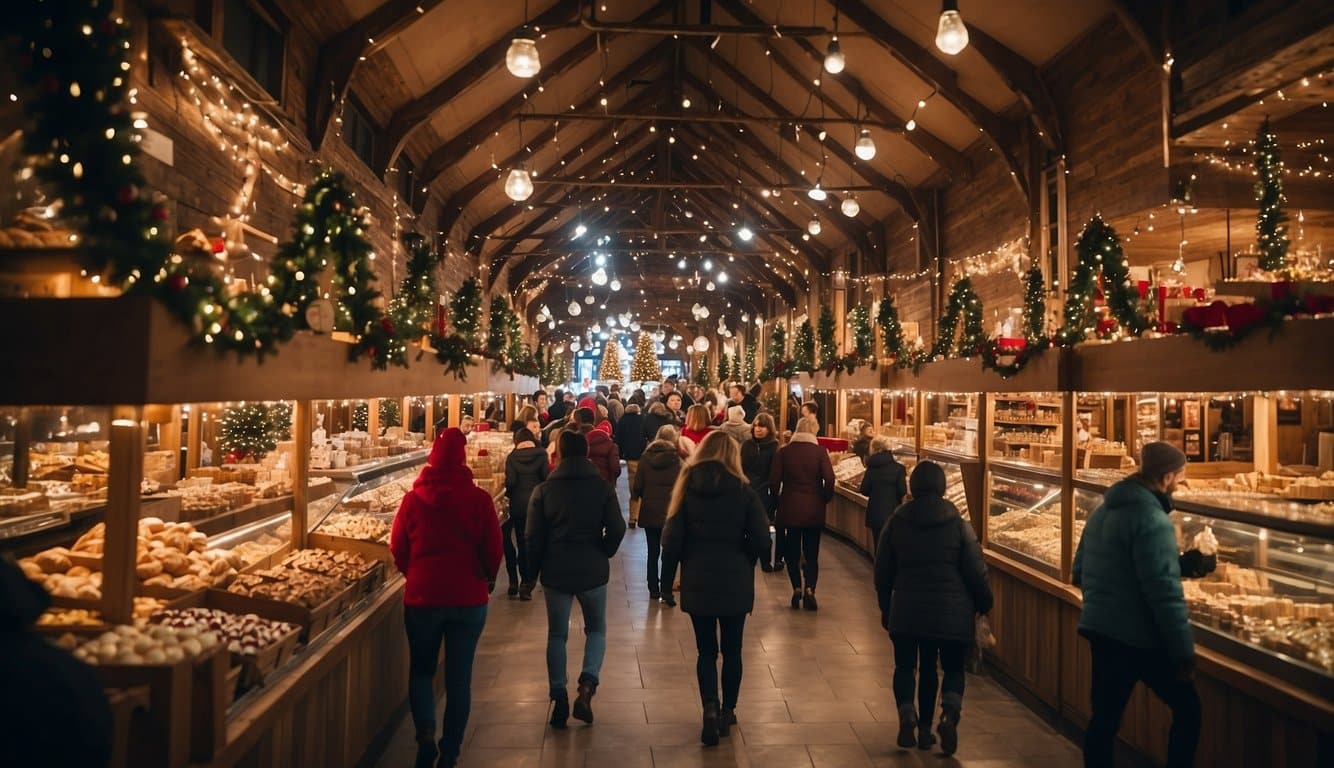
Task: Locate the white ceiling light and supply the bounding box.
[703,258,713,271]
[609,278,621,291]
[677,258,687,269]
[505,38,541,78]
[905,118,917,131]
[568,301,581,316]
[841,197,861,217]
[935,0,969,55]
[706,281,716,291]
[573,223,587,238]
[591,323,601,334]
[808,182,827,201]
[717,271,729,283]
[548,320,556,329]
[855,128,877,160]
[594,253,607,266]
[584,294,595,304]
[681,96,692,109]
[693,336,710,352]
[504,168,533,201]
[592,267,608,286]
[669,338,679,349]
[630,321,641,331]
[570,340,581,352]
[823,38,845,74]
[737,226,753,242]
[808,216,822,236]
[606,316,616,327]
[698,305,710,319]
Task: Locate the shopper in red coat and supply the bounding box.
[390,427,503,768]
[770,416,835,611]
[584,424,622,484]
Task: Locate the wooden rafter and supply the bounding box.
[712,0,970,181]
[833,0,1028,199]
[964,27,1063,152]
[307,0,446,152]
[416,2,675,190]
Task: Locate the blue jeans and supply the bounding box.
[404,604,488,759]
[543,584,608,693]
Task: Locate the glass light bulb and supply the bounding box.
[855,129,877,160]
[584,294,595,304]
[504,168,533,201]
[669,339,679,349]
[592,267,608,286]
[506,38,541,77]
[738,226,753,242]
[568,301,581,316]
[841,197,861,217]
[609,278,621,291]
[718,271,728,283]
[570,340,581,352]
[808,184,826,201]
[706,281,716,291]
[606,316,616,326]
[808,217,822,236]
[824,38,845,74]
[573,223,586,238]
[935,7,969,55]
[694,336,710,352]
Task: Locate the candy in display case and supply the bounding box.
[923,394,978,455]
[986,467,1064,575]
[932,455,972,522]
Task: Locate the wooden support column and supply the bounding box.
[185,406,202,471]
[158,405,182,480]
[104,410,145,626]
[976,394,994,542]
[292,400,312,550]
[913,391,926,455]
[1060,390,1077,584]
[448,395,461,429]
[776,378,790,438]
[367,398,380,438]
[506,393,517,425]
[12,408,31,488]
[424,397,435,437]
[1252,395,1278,474]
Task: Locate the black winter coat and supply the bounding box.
[874,463,992,643]
[740,436,779,514]
[630,440,682,529]
[662,463,771,617]
[526,459,626,593]
[858,451,907,533]
[741,394,761,422]
[504,446,550,522]
[615,412,648,460]
[642,411,676,444]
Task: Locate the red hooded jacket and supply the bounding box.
[390,429,503,607]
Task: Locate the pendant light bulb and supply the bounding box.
[808,183,827,202]
[855,128,877,160]
[504,167,533,201]
[693,336,710,352]
[506,37,541,77]
[935,1,969,55]
[841,197,861,217]
[592,267,608,286]
[568,301,581,316]
[823,38,845,74]
[609,278,621,292]
[808,216,822,236]
[737,225,753,242]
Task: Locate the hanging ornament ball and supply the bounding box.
[115,185,138,205]
[152,204,170,222]
[166,273,187,293]
[693,336,710,352]
[698,306,710,319]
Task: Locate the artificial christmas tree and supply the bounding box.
[717,352,730,386]
[219,403,280,461]
[730,352,741,382]
[818,306,839,372]
[1022,265,1047,343]
[693,353,711,387]
[744,342,757,382]
[1254,118,1289,272]
[598,338,623,381]
[1057,216,1147,345]
[792,320,816,374]
[630,332,662,382]
[932,277,986,359]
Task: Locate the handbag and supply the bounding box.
[975,615,997,650]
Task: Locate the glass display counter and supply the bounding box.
[985,465,1063,576]
[923,393,978,455]
[989,392,1065,471]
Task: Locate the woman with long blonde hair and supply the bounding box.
[662,431,771,746]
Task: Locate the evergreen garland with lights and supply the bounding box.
[1022,265,1046,343]
[818,306,839,372]
[450,278,483,349]
[486,296,509,359]
[219,403,280,460]
[1057,215,1148,345]
[387,232,437,334]
[1254,118,1289,272]
[598,338,623,381]
[744,342,757,382]
[845,305,875,372]
[693,353,711,388]
[877,294,907,362]
[717,352,730,385]
[792,320,816,374]
[762,322,789,380]
[932,277,985,359]
[630,332,662,382]
[505,304,525,369]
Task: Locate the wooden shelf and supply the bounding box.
[0,298,538,405]
[889,346,1067,393]
[993,418,1062,427]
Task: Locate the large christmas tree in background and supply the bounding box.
[598,338,623,381]
[630,332,662,381]
[693,353,711,387]
[219,403,281,460]
[1254,118,1289,272]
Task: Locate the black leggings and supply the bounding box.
[501,518,528,585]
[690,614,747,709]
[784,526,823,590]
[1084,633,1200,768]
[891,635,968,725]
[642,526,676,594]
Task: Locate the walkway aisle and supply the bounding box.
[374,472,1083,768]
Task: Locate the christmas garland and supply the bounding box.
[1056,215,1148,345]
[817,305,839,373]
[761,322,791,380]
[980,265,1051,378]
[1254,118,1289,272]
[388,232,437,333]
[841,305,876,374]
[931,277,985,359]
[486,296,509,359]
[450,278,483,349]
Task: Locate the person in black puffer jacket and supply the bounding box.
[740,413,781,571]
[641,401,674,448]
[504,428,549,600]
[527,431,626,729]
[859,436,907,555]
[874,461,993,757]
[615,404,648,527]
[631,424,684,602]
[662,432,771,747]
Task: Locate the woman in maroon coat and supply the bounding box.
[770,416,835,611]
[583,423,622,484]
[391,428,504,768]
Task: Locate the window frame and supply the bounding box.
[208,0,289,105]
[341,96,379,172]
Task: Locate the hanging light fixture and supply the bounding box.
[669,338,679,350]
[824,3,845,74]
[693,336,710,352]
[706,281,716,291]
[570,339,581,352]
[568,301,581,316]
[505,1,541,77]
[737,225,753,242]
[591,267,608,286]
[609,278,622,292]
[504,167,533,201]
[841,196,861,217]
[808,216,822,236]
[855,128,877,160]
[808,181,827,201]
[935,0,969,55]
[584,294,595,304]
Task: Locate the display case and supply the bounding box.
[989,392,1066,471]
[985,465,1064,576]
[923,393,978,454]
[308,453,426,549]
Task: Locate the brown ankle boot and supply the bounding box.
[573,675,598,723]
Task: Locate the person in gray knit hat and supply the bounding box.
[1073,441,1215,768]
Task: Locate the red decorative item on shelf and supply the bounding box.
[1224,302,1267,333]
[1136,280,1150,300]
[1192,287,1208,302]
[435,296,448,337]
[475,423,490,433]
[1182,300,1229,330]
[996,337,1027,352]
[1096,316,1118,336]
[210,237,226,255]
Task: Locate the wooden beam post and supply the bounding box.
[292,400,312,550]
[12,408,31,488]
[158,406,183,480]
[103,410,145,626]
[1060,391,1077,584]
[185,405,203,471]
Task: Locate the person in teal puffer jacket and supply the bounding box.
[1073,441,1214,768]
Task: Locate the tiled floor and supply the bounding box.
[372,472,1082,768]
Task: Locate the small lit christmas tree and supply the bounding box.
[450,278,483,348]
[1022,265,1046,343]
[932,277,985,358]
[717,352,730,385]
[486,296,509,358]
[818,305,839,371]
[1254,118,1289,272]
[763,323,788,379]
[792,320,815,373]
[630,332,662,381]
[730,351,741,381]
[379,398,401,428]
[744,342,757,381]
[877,294,906,360]
[219,403,280,461]
[693,353,711,387]
[598,338,623,381]
[849,305,874,359]
[268,401,293,440]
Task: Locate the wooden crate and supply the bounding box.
[93,658,192,768]
[204,586,341,642]
[307,531,395,581]
[151,589,304,692]
[188,646,230,763]
[105,685,151,768]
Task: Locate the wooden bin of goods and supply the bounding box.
[155,589,304,692]
[105,686,151,768]
[203,583,342,643]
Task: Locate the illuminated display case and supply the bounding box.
[986,466,1064,576]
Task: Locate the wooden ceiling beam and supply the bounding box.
[712,0,970,181]
[1110,0,1166,65]
[832,0,1028,199]
[378,0,582,171]
[416,2,675,190]
[432,42,672,228]
[964,26,1064,152]
[518,260,775,320]
[308,0,447,152]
